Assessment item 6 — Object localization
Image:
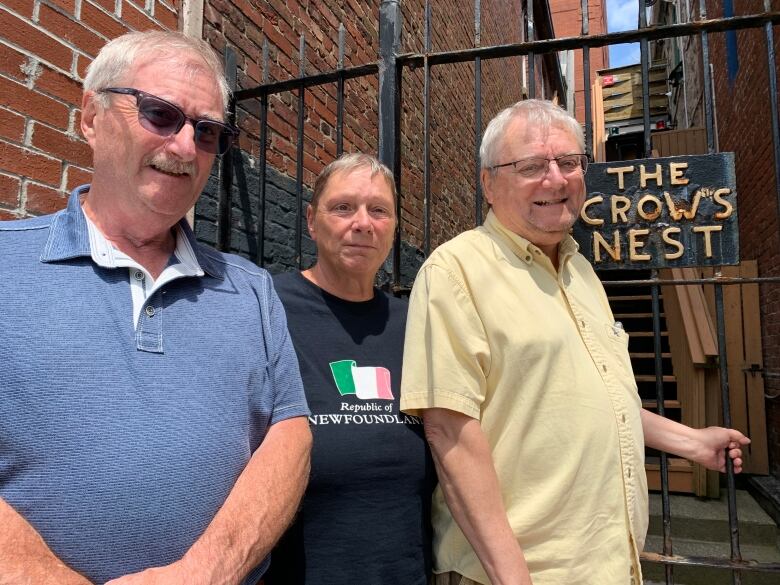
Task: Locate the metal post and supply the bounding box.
[423,0,432,256]
[337,23,346,157]
[526,0,535,97]
[379,0,402,286]
[580,0,592,156]
[474,0,483,226]
[217,46,237,253]
[652,269,674,585]
[638,0,652,158]
[295,35,306,269]
[763,0,780,228]
[255,39,269,267]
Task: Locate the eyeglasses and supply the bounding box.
[490,154,589,180]
[100,87,239,155]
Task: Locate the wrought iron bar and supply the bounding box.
[526,0,535,97]
[337,23,345,157]
[764,0,780,227]
[641,552,780,572]
[295,35,306,270]
[580,0,592,156]
[379,0,402,288]
[423,0,431,256]
[474,0,483,226]
[699,0,716,155]
[217,46,238,253]
[600,276,780,286]
[651,268,674,585]
[715,281,744,585]
[395,12,780,69]
[234,63,379,101]
[255,39,269,266]
[638,0,652,158]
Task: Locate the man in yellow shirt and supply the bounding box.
[400,99,749,585]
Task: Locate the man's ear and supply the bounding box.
[480,169,494,205]
[80,91,99,148]
[306,203,317,242]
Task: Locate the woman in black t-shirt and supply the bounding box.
[264,154,435,585]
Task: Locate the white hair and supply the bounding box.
[480,99,585,170]
[84,30,230,113]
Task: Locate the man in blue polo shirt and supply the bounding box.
[0,31,311,584]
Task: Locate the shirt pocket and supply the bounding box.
[604,322,636,382]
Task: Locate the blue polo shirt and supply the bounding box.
[0,186,310,583]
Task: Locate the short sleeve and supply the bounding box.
[400,262,490,419]
[266,281,311,425]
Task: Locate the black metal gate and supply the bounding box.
[217,1,780,582]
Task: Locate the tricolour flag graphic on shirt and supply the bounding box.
[329,359,394,400]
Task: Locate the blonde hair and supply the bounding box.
[311,153,396,211]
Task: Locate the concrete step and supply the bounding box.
[642,535,780,585]
[643,490,780,585]
[647,490,779,547]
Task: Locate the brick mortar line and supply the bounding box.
[0,71,82,120]
[42,0,165,50]
[0,136,67,164]
[0,9,113,81]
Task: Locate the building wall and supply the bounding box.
[198,0,549,268]
[703,0,780,474]
[1,1,556,269]
[0,0,177,220]
[549,0,609,124]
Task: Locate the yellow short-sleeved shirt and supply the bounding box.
[401,211,648,585]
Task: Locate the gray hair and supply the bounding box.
[479,99,585,170]
[311,153,397,212]
[84,31,230,113]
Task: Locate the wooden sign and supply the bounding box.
[574,153,739,269]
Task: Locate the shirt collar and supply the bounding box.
[483,209,580,266]
[40,184,224,279]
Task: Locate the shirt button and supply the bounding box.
[622,414,627,423]
[134,270,145,281]
[628,468,632,478]
[602,364,607,372]
[145,305,155,317]
[630,566,635,576]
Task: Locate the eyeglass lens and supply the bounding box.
[136,94,234,155]
[515,155,587,178]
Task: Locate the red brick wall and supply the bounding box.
[0,0,176,221]
[0,0,562,252]
[705,0,780,474]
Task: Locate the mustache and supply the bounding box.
[143,154,196,176]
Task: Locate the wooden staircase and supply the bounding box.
[604,270,697,494]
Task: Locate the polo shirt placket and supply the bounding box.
[137,290,164,353]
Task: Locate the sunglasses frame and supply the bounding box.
[100,87,239,155]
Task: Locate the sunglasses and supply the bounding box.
[100,87,238,155]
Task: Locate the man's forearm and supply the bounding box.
[640,408,749,472]
[180,416,312,583]
[0,497,92,585]
[423,408,532,585]
[641,408,698,456]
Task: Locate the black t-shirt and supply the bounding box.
[265,271,435,585]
